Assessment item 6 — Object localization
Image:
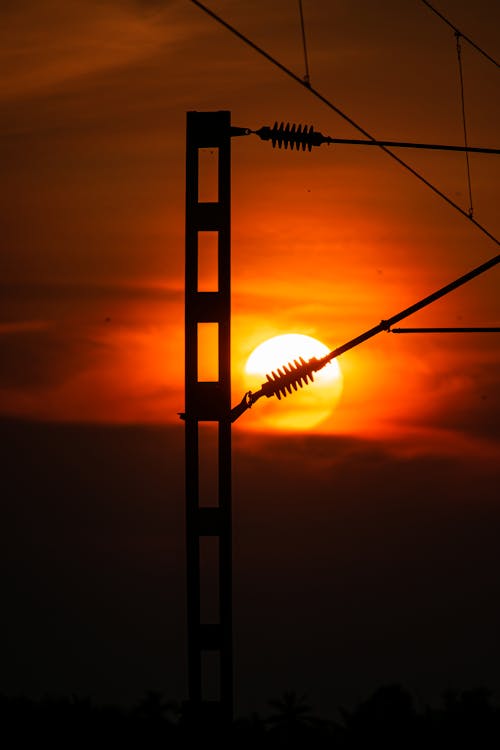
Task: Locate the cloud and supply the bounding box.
[0,279,184,422]
[420,356,500,445]
[0,279,181,388]
[0,320,51,335]
[0,280,181,306]
[0,323,107,389]
[0,0,182,101]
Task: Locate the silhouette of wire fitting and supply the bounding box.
[254,122,330,151]
[248,121,499,156]
[253,355,331,402]
[230,126,251,137]
[230,250,499,423]
[261,356,317,398]
[229,355,330,423]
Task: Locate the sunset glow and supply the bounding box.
[244,334,343,431]
[2,0,499,724]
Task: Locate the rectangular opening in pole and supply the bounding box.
[199,422,218,507]
[197,232,218,292]
[197,323,219,382]
[201,651,221,703]
[198,147,219,203]
[200,536,219,624]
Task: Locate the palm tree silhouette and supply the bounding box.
[135,690,179,724]
[266,690,317,743]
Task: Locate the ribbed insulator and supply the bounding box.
[263,357,318,400]
[255,122,326,151]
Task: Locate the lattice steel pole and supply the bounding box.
[184,110,233,722]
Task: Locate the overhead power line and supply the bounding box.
[190,0,499,248]
[420,0,500,69]
[231,251,500,420]
[322,252,500,362]
[455,32,474,216]
[248,121,500,154]
[391,327,500,333]
[297,0,311,86]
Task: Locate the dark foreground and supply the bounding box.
[2,685,499,747]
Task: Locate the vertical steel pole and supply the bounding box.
[185,111,232,723]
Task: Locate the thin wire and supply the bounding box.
[298,0,311,86]
[325,138,498,154]
[253,127,500,154]
[190,0,499,248]
[322,251,500,365]
[420,0,500,69]
[229,251,500,419]
[391,327,500,333]
[456,32,474,217]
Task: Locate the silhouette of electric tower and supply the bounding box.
[184,110,233,722]
[183,109,499,725]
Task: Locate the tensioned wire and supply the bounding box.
[229,248,499,419]
[190,0,499,248]
[455,32,474,217]
[420,0,500,69]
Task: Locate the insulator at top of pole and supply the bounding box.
[253,122,330,151]
[248,121,499,154]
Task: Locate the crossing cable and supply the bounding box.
[455,32,474,217]
[298,0,311,86]
[190,0,499,248]
[245,121,499,154]
[230,251,500,421]
[420,0,500,69]
[391,326,500,333]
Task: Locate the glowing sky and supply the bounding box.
[1,1,500,714]
[1,0,498,448]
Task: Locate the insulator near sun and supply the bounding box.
[242,334,343,431]
[184,106,499,723]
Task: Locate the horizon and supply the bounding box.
[1,0,499,721]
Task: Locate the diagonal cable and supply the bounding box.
[420,0,500,69]
[455,32,474,217]
[298,0,311,86]
[190,0,499,247]
[230,251,500,420]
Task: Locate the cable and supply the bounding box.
[230,251,500,420]
[298,0,311,86]
[323,251,500,363]
[251,121,500,154]
[456,32,474,217]
[391,327,500,333]
[190,0,499,248]
[420,0,500,69]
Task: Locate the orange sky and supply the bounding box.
[2,1,500,714]
[1,0,499,452]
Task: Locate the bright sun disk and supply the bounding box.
[243,334,343,431]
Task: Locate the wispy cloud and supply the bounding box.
[0,320,51,335]
[1,0,186,101]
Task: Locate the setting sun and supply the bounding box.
[243,334,343,431]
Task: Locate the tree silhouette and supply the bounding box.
[135,689,179,723]
[232,711,268,748]
[432,687,500,745]
[266,690,322,745]
[340,684,421,748]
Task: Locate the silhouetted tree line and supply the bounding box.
[1,685,499,747]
